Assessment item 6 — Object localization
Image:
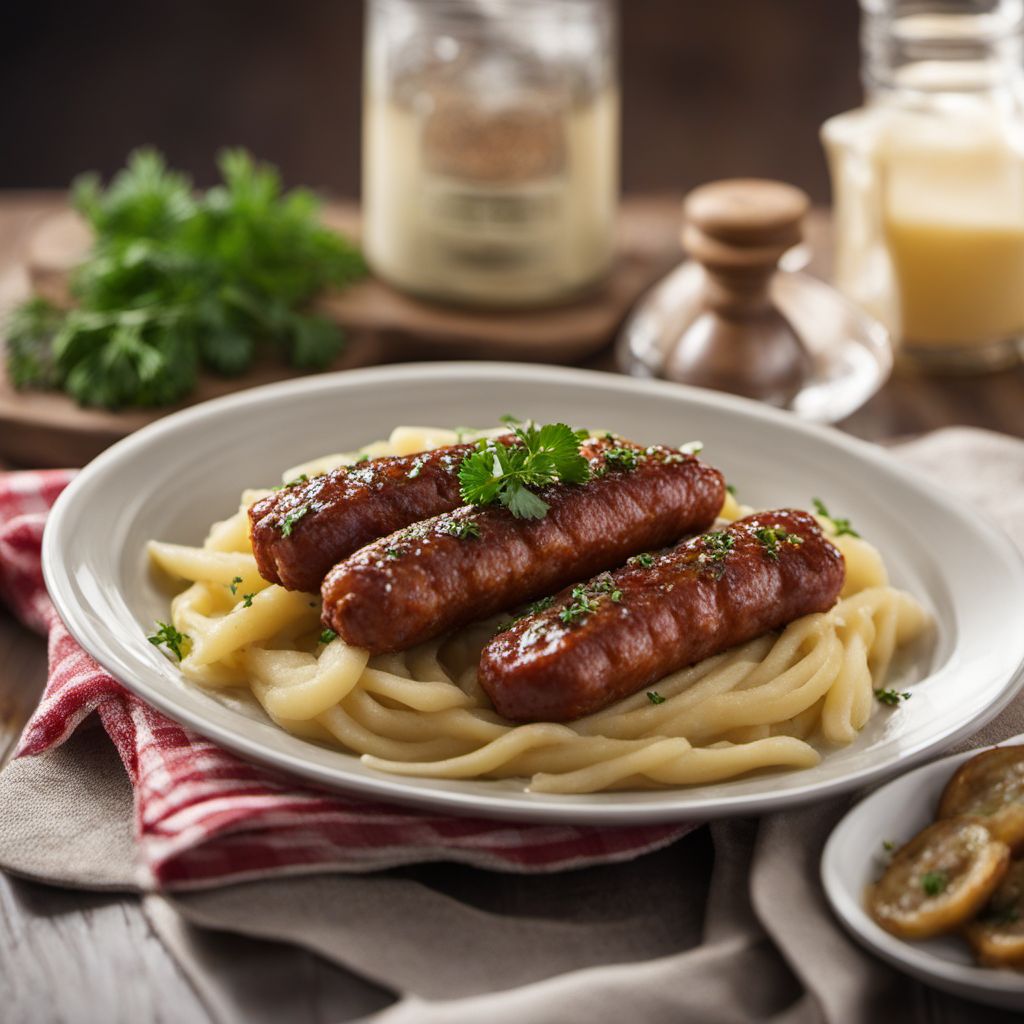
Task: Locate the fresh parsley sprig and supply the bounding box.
[6,148,364,409]
[147,621,191,661]
[812,498,860,538]
[458,422,590,520]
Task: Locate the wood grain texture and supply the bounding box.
[0,871,209,1024]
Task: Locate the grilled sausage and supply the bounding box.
[478,509,845,722]
[321,440,726,653]
[249,442,486,593]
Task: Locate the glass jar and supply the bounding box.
[362,0,619,309]
[822,0,1024,371]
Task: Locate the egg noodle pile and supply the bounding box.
[148,426,930,794]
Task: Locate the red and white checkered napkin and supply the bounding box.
[0,469,693,890]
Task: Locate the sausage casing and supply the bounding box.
[249,443,480,593]
[321,440,726,654]
[478,509,845,722]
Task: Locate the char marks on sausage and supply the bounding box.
[478,509,845,722]
[321,438,726,654]
[249,442,484,593]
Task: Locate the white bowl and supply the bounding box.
[822,737,1024,1010]
[41,362,1024,824]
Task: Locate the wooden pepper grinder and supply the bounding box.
[620,178,816,407]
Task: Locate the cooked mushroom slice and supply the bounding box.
[965,859,1024,969]
[938,746,1024,853]
[868,818,1010,940]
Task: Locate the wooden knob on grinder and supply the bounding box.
[665,178,814,404]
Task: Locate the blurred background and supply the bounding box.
[1,0,861,200]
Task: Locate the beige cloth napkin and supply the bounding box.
[1,426,1022,1023]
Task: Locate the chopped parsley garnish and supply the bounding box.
[384,547,403,560]
[726,483,737,497]
[279,504,310,538]
[444,519,481,540]
[754,525,804,561]
[647,691,666,705]
[629,553,656,568]
[229,576,242,595]
[459,422,590,520]
[319,628,337,644]
[702,531,735,562]
[494,595,556,634]
[882,839,896,852]
[559,586,599,625]
[875,688,911,706]
[241,592,255,608]
[679,440,703,456]
[812,498,860,537]
[499,413,523,425]
[355,454,370,463]
[921,871,948,897]
[147,621,191,661]
[558,576,624,626]
[603,446,643,472]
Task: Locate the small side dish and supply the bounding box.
[868,744,1024,969]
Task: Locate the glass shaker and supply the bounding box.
[822,0,1024,371]
[362,0,619,309]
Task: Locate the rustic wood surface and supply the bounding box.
[0,191,1022,1023]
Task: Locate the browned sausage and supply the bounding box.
[478,509,845,722]
[249,442,486,593]
[321,440,726,653]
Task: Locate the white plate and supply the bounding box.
[822,737,1024,1010]
[42,362,1024,824]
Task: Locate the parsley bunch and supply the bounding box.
[459,422,591,519]
[6,148,364,409]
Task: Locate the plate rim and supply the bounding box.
[41,361,1024,824]
[821,735,1024,1003]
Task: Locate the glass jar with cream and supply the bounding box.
[362,0,619,308]
[822,0,1024,370]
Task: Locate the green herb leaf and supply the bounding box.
[754,525,804,561]
[241,592,255,608]
[319,628,338,645]
[647,691,666,705]
[702,531,735,562]
[444,519,481,540]
[874,688,911,706]
[229,576,243,595]
[921,870,948,896]
[603,447,643,472]
[812,498,860,538]
[628,553,656,569]
[494,594,556,634]
[279,504,310,538]
[147,621,191,661]
[458,422,590,520]
[5,147,364,410]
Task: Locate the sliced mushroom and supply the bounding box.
[965,859,1024,969]
[868,818,1010,940]
[938,746,1024,853]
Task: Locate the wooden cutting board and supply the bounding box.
[0,195,685,468]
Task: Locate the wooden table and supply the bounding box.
[1,192,1022,1023]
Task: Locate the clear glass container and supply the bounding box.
[362,0,619,309]
[822,0,1024,371]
